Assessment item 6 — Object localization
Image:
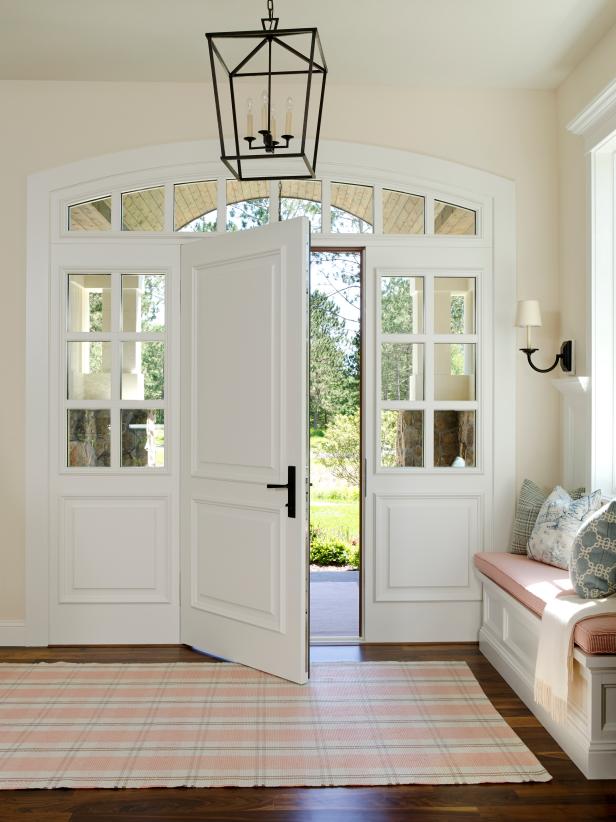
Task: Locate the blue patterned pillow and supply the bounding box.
[570,501,616,599]
[527,486,603,569]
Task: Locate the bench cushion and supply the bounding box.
[474,552,616,655]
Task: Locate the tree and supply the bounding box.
[226,198,269,231]
[318,411,361,485]
[309,290,348,429]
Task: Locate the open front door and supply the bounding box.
[180,218,310,684]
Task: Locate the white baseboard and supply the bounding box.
[0,620,27,646]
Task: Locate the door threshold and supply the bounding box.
[310,637,364,645]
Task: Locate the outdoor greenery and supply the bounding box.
[309,251,361,567]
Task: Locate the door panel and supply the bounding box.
[181,219,309,684]
[193,252,283,482]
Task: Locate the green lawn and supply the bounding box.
[310,500,359,541]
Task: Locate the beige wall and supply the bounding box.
[0,80,561,620]
[557,22,616,380]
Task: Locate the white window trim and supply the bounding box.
[568,79,616,494]
[24,140,515,646]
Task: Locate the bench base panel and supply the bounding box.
[478,572,616,779]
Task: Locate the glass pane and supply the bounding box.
[122,274,165,332]
[67,342,111,400]
[280,180,322,232]
[381,410,423,468]
[174,181,217,232]
[434,277,476,334]
[434,200,476,235]
[434,343,476,400]
[383,189,424,234]
[122,186,165,232]
[331,182,373,233]
[67,409,111,467]
[121,341,165,400]
[226,180,269,230]
[434,410,476,468]
[68,196,112,231]
[121,409,165,468]
[381,276,424,334]
[381,343,424,401]
[67,274,111,333]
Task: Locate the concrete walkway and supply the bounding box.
[310,570,359,637]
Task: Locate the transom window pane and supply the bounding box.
[434,343,476,401]
[381,276,424,334]
[434,410,476,468]
[226,180,269,231]
[68,197,112,231]
[434,200,476,235]
[121,341,165,401]
[67,274,111,333]
[122,274,166,332]
[67,342,111,400]
[331,182,373,233]
[122,186,165,232]
[67,409,111,468]
[381,343,424,401]
[381,410,424,467]
[174,181,217,232]
[434,277,476,334]
[279,180,322,232]
[383,189,424,234]
[121,409,165,468]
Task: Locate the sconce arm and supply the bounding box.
[519,341,573,374]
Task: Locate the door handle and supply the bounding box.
[267,466,296,518]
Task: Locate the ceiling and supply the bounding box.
[1,0,616,88]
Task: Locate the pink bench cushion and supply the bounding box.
[474,552,616,655]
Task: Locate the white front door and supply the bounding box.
[180,218,310,684]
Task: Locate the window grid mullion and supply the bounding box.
[424,273,435,469]
[111,271,122,469]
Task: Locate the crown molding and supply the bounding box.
[567,78,616,146]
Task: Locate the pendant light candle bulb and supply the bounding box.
[271,105,277,139]
[260,90,269,130]
[246,98,254,138]
[285,96,294,135]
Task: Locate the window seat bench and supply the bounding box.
[474,552,616,779]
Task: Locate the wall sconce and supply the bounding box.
[515,300,573,374]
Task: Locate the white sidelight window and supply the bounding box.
[63,272,167,470]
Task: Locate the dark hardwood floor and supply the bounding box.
[0,643,615,821]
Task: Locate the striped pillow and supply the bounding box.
[511,479,585,554]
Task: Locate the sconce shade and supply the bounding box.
[515,299,542,328]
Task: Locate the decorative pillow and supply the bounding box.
[511,479,586,554]
[570,501,616,599]
[527,486,602,569]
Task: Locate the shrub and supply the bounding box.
[309,525,360,568]
[309,526,348,566]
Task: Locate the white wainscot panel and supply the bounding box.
[193,253,283,483]
[375,494,482,602]
[191,499,284,633]
[59,497,170,603]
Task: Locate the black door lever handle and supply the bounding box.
[266,466,296,518]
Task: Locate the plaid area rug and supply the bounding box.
[0,661,550,788]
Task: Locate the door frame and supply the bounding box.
[309,245,365,642]
[22,139,515,646]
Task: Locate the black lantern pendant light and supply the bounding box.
[206,0,327,181]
